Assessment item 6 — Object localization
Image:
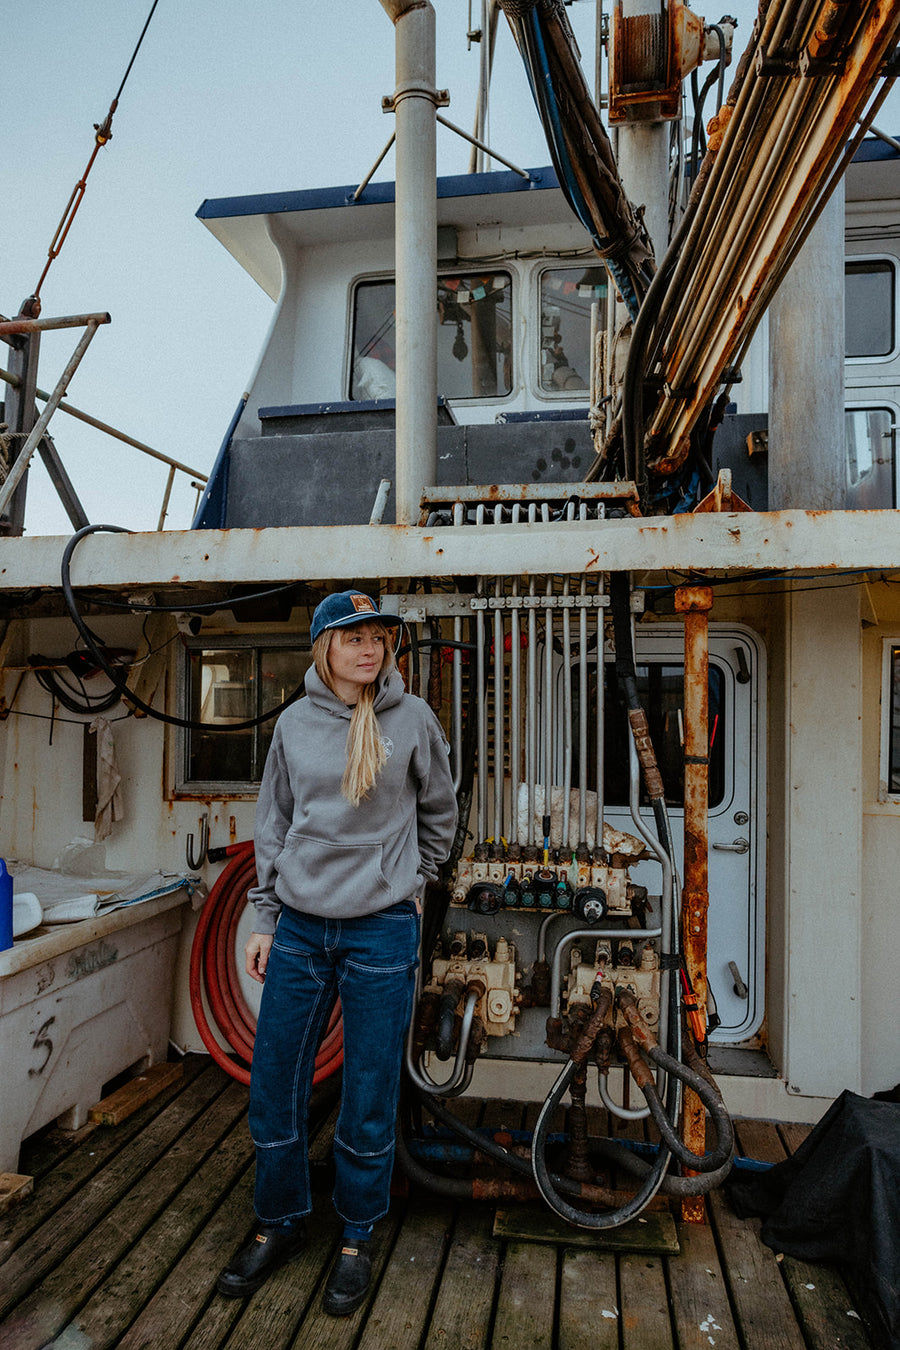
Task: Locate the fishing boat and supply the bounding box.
[1,1,898,1345]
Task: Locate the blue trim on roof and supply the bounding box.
[853,135,900,163]
[197,165,558,222]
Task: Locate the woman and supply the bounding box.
[217,590,457,1315]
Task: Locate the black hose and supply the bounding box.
[530,1060,672,1228]
[590,1137,733,1195]
[60,524,304,733]
[645,1044,734,1172]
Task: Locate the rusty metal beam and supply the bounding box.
[675,583,714,1224]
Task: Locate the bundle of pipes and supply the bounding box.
[635,0,900,476]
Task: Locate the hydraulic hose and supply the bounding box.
[189,841,343,1086]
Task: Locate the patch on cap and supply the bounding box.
[350,594,377,615]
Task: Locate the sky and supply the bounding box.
[2,0,895,536]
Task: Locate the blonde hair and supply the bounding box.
[313,621,397,806]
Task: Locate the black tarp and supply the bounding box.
[728,1091,900,1349]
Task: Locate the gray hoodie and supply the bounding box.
[249,666,457,933]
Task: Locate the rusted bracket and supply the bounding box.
[692,468,752,514]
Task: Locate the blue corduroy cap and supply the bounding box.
[310,590,403,644]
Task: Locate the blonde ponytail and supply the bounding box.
[313,623,397,806]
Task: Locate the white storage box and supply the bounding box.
[0,888,189,1173]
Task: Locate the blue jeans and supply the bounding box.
[249,900,420,1226]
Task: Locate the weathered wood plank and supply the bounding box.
[116,1165,256,1350]
[336,1197,451,1350]
[619,1254,672,1350]
[40,1107,256,1350]
[423,1205,500,1350]
[707,1191,808,1350]
[88,1061,185,1124]
[0,1076,247,1350]
[780,1256,874,1350]
[0,1173,33,1213]
[668,1219,741,1350]
[285,1208,404,1350]
[491,1241,556,1350]
[0,1062,231,1324]
[557,1247,619,1350]
[0,1054,210,1261]
[734,1120,787,1165]
[777,1122,812,1156]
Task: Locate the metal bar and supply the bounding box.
[435,113,534,180]
[493,557,504,846]
[561,569,573,852]
[526,563,537,847]
[156,464,177,532]
[510,513,522,844]
[675,583,714,1223]
[352,131,397,201]
[596,570,605,849]
[452,613,463,793]
[476,578,487,843]
[0,311,110,338]
[35,433,89,530]
[544,574,554,847]
[0,321,102,521]
[578,560,588,847]
[369,478,392,524]
[0,365,208,480]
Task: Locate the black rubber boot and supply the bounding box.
[322,1243,373,1316]
[216,1222,306,1298]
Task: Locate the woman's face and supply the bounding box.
[327,622,387,702]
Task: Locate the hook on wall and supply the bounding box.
[186,813,209,870]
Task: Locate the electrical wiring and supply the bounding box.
[61,524,305,734]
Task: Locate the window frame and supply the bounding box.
[878,638,900,804]
[174,633,311,797]
[534,263,607,403]
[843,400,898,509]
[845,254,899,365]
[348,268,516,407]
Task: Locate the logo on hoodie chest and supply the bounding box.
[381,736,394,757]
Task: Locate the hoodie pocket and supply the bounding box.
[274,832,393,907]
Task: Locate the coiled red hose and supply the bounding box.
[189,840,343,1086]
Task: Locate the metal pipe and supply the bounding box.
[352,131,397,201]
[0,365,208,480]
[561,565,573,853]
[0,311,110,337]
[369,477,393,524]
[436,113,533,180]
[544,576,554,846]
[476,579,487,842]
[380,0,439,524]
[578,517,588,846]
[156,464,176,532]
[526,561,537,847]
[0,320,102,520]
[493,561,504,846]
[675,584,714,1206]
[595,571,605,849]
[510,519,521,843]
[452,612,463,793]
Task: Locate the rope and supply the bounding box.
[32,0,161,303]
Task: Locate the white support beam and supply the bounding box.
[2,510,900,591]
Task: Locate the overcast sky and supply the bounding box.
[2,1,893,536]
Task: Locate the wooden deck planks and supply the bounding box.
[0,1065,879,1350]
[423,1205,501,1350]
[557,1248,619,1350]
[491,1240,557,1350]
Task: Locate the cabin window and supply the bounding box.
[570,661,727,809]
[538,267,607,394]
[880,641,900,799]
[178,639,311,791]
[845,405,896,508]
[845,259,896,359]
[350,273,513,402]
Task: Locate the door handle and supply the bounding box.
[712,837,749,854]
